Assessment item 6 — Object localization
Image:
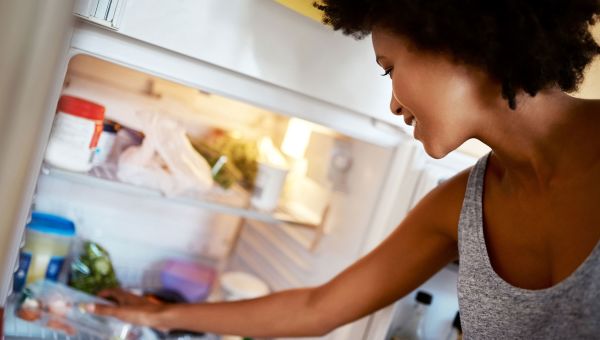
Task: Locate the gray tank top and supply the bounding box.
[457,153,600,339]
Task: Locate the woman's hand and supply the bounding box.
[86,301,165,327]
[85,288,167,328]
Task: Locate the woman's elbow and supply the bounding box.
[312,319,337,337]
[304,288,345,337]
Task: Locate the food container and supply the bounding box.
[220,271,270,301]
[14,280,141,339]
[160,260,216,302]
[250,162,289,211]
[45,95,105,172]
[13,213,75,292]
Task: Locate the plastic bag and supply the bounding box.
[117,112,213,196]
[69,241,119,295]
[15,280,141,339]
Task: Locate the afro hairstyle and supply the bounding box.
[315,0,600,109]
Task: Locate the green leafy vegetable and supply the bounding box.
[69,241,119,295]
[192,131,259,190]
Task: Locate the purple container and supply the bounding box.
[160,260,216,302]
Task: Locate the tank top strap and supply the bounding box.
[458,152,490,229]
[464,152,489,206]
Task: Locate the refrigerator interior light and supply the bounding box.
[258,137,288,168]
[281,118,312,159]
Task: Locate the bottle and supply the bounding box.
[446,311,462,340]
[92,120,120,166]
[391,291,433,340]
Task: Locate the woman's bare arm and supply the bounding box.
[91,169,470,337]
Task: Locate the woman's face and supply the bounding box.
[371,27,493,158]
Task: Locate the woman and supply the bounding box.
[89,1,600,338]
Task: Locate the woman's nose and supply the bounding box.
[390,92,402,115]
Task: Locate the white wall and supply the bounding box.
[575,23,600,99]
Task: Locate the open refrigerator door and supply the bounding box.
[0,1,76,339]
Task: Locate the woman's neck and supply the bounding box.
[475,89,600,193]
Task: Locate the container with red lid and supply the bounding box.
[44,95,105,172]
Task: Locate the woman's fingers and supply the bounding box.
[97,288,148,306]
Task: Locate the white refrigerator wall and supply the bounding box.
[228,138,397,291]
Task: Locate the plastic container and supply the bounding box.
[220,271,270,301]
[14,280,142,339]
[45,95,105,172]
[13,213,75,292]
[251,162,289,211]
[160,260,216,302]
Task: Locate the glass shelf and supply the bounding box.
[41,164,323,231]
[3,292,218,340]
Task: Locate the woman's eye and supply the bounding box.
[380,68,393,78]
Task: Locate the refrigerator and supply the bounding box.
[0,1,490,339]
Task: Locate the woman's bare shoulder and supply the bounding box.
[412,166,472,242]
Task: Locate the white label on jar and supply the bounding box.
[45,112,101,172]
[49,112,97,149]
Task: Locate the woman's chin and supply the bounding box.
[421,141,453,159]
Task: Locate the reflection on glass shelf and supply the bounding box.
[42,164,323,230]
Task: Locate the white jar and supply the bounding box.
[45,95,105,172]
[251,162,289,211]
[220,271,270,301]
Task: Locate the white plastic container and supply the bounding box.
[44,95,105,172]
[251,162,289,211]
[220,271,270,301]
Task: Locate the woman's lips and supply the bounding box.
[395,106,417,128]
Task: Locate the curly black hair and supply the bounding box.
[315,0,600,109]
